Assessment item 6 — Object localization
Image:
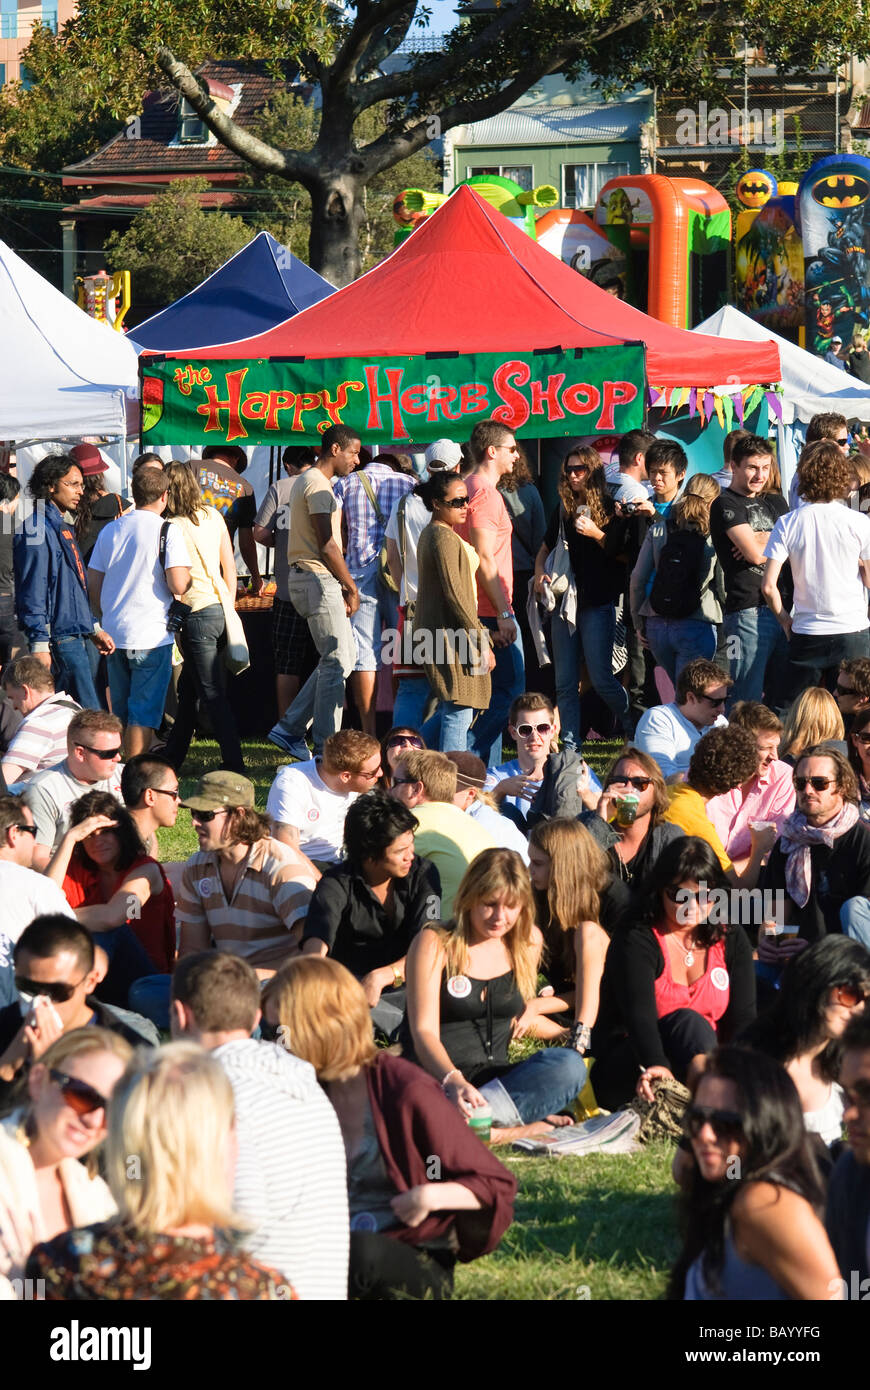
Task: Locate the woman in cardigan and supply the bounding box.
[414,472,494,752]
[0,1027,132,1297]
[264,955,515,1301]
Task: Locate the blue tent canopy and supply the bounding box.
[128,231,333,353]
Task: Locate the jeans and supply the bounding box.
[786,628,870,700]
[550,603,629,751]
[645,617,716,685]
[469,618,525,765]
[392,676,432,732]
[107,645,173,730]
[841,897,870,950]
[723,606,790,712]
[270,569,356,754]
[436,701,475,752]
[52,633,101,709]
[479,1047,587,1126]
[92,927,159,1011]
[127,974,171,1032]
[350,557,399,672]
[162,604,244,774]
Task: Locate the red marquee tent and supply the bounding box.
[158,185,781,391]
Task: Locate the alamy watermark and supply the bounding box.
[675,101,784,155]
[674,885,786,928]
[381,624,490,676]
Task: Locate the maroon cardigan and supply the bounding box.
[366,1052,517,1262]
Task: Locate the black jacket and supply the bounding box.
[826,1148,870,1285]
[760,822,870,944]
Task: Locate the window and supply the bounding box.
[563,162,630,209]
[0,65,5,88]
[467,164,533,190]
[178,97,207,144]
[0,15,15,38]
[19,65,35,91]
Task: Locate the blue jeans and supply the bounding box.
[479,1048,587,1126]
[93,927,159,1011]
[436,701,474,752]
[162,604,244,774]
[392,676,432,732]
[551,603,629,750]
[841,897,870,950]
[350,557,399,672]
[107,645,173,731]
[723,606,789,712]
[469,618,525,765]
[52,633,100,709]
[646,617,716,685]
[270,569,356,755]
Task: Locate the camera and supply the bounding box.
[166,599,189,635]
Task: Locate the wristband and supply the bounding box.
[498,610,514,620]
[566,1021,591,1055]
[441,1068,461,1088]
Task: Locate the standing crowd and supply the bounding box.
[1,413,870,1301]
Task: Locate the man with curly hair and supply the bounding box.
[763,439,870,697]
[662,725,777,888]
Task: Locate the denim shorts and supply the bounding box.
[350,557,399,672]
[108,645,174,729]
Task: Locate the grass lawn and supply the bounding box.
[166,732,674,1301]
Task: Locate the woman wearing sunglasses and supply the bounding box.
[379,727,426,790]
[533,447,630,750]
[743,936,870,1151]
[669,1046,840,1301]
[847,705,870,821]
[412,472,494,751]
[0,1026,132,1297]
[404,848,587,1141]
[590,837,756,1112]
[46,789,175,1007]
[27,1043,288,1300]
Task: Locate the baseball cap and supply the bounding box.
[832,336,843,345]
[69,443,108,476]
[181,770,256,812]
[424,439,463,472]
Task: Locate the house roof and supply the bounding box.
[450,100,650,148]
[63,61,293,180]
[63,191,242,216]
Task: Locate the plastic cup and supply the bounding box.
[468,1105,492,1144]
[614,792,640,827]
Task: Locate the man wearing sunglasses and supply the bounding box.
[827,1010,870,1291]
[120,752,180,861]
[0,797,74,980]
[266,729,381,866]
[22,709,123,871]
[580,748,683,885]
[0,915,158,1098]
[760,747,870,960]
[834,658,870,734]
[634,658,731,783]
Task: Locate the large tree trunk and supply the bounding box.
[308,175,366,287]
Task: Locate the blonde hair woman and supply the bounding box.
[161,460,245,775]
[630,470,723,683]
[26,1044,288,1300]
[404,848,587,1141]
[264,955,516,1301]
[0,1028,131,1297]
[527,819,631,1055]
[780,687,845,766]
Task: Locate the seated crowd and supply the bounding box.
[2,421,870,1304]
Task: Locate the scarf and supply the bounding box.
[779,801,860,908]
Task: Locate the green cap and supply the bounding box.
[181,770,256,812]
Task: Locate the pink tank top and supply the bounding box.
[651,928,730,1032]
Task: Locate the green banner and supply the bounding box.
[140,346,646,446]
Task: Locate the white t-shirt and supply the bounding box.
[634,704,727,781]
[0,861,75,945]
[265,759,357,862]
[384,492,429,605]
[22,760,124,849]
[88,510,191,649]
[764,501,870,635]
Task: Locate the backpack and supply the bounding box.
[648,523,708,619]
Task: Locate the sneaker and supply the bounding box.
[267,730,311,761]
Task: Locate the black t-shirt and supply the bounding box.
[543,504,628,609]
[709,487,787,612]
[0,522,13,593]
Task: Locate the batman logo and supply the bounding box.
[812,173,870,208]
[736,170,776,207]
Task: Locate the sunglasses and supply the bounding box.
[443,496,469,509]
[515,722,553,737]
[699,693,727,707]
[76,744,122,760]
[565,465,589,475]
[14,823,37,837]
[794,777,835,791]
[151,787,181,802]
[836,682,857,696]
[357,768,382,781]
[16,973,88,1004]
[664,885,708,905]
[190,807,229,824]
[49,1068,109,1117]
[854,732,870,746]
[391,776,418,787]
[836,437,850,446]
[684,1104,744,1143]
[387,735,423,751]
[605,775,652,791]
[833,984,867,1008]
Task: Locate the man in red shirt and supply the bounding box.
[458,420,525,763]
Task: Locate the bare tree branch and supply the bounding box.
[327,0,423,91]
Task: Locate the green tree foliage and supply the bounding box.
[103,177,254,303]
